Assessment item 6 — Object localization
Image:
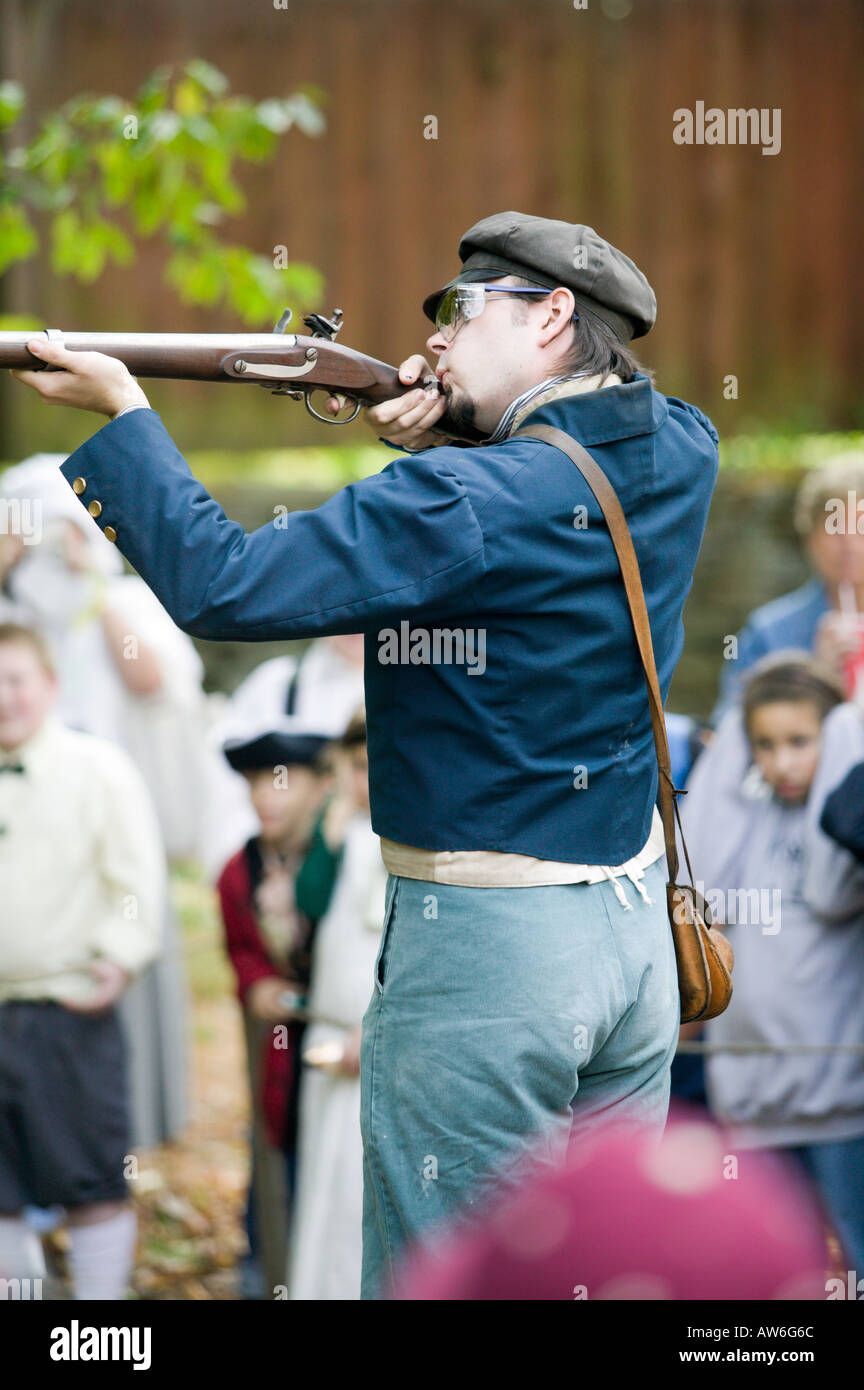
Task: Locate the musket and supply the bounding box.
[0,306,485,442]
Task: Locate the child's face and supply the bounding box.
[806,525,864,592]
[0,641,56,751]
[244,764,328,844]
[747,699,824,805]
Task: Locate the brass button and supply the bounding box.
[72,477,86,495]
[103,525,117,543]
[88,499,103,518]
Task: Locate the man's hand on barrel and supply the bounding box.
[326,354,447,450]
[10,339,150,418]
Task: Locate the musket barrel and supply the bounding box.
[0,331,303,380]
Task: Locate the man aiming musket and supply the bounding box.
[10,212,720,1299]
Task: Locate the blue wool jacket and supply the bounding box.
[61,374,719,864]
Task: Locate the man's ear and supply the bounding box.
[537,288,576,348]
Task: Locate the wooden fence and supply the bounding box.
[1,0,862,452]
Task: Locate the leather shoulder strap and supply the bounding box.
[512,422,695,886]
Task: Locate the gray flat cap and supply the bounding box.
[422,212,656,342]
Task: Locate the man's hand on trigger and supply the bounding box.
[10,339,150,418]
[326,355,447,450]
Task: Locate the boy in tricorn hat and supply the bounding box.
[15,210,720,1300]
[216,715,339,1297]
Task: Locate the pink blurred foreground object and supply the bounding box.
[392,1107,828,1301]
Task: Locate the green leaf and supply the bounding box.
[135,66,172,114]
[51,208,84,275]
[174,78,206,118]
[89,96,126,125]
[199,148,245,213]
[98,220,135,267]
[0,204,37,273]
[23,116,72,183]
[3,61,325,328]
[165,184,213,237]
[255,99,297,135]
[232,120,277,162]
[147,111,182,145]
[214,246,322,324]
[180,114,218,148]
[282,93,326,138]
[155,155,187,210]
[277,261,324,304]
[183,60,229,98]
[0,313,44,330]
[97,141,137,204]
[131,167,172,235]
[166,246,226,307]
[0,80,25,130]
[49,211,134,281]
[2,144,27,170]
[12,176,75,213]
[193,201,225,227]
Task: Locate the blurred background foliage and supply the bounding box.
[153,430,864,491]
[0,59,324,329]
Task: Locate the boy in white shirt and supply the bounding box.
[0,623,164,1299]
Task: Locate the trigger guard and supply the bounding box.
[304,391,361,426]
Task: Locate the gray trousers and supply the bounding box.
[360,859,679,1299]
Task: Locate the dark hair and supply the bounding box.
[0,622,54,674]
[509,276,650,384]
[742,651,846,733]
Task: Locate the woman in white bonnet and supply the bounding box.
[0,453,209,1149]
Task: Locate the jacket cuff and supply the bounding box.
[59,408,160,545]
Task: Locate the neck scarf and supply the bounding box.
[485,371,622,444]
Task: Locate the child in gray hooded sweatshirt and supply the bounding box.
[681,652,864,1273]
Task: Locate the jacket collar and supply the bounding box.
[516,372,666,447]
[505,372,621,438]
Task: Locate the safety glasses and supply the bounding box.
[434,284,557,339]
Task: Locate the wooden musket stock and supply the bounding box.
[0,327,485,442]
